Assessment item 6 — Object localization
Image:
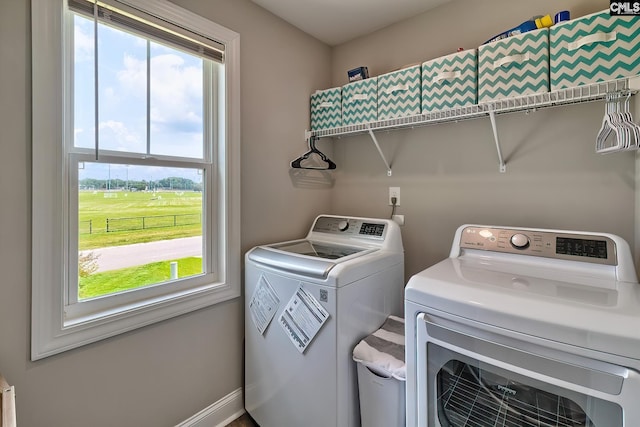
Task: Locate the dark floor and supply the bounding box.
[226,413,259,427]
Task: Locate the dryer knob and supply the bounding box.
[338,220,349,231]
[510,233,530,249]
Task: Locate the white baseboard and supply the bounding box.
[176,387,245,427]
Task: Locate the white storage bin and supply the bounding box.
[342,77,377,126]
[422,49,477,112]
[356,363,405,427]
[353,315,406,427]
[377,65,421,120]
[550,10,640,90]
[478,28,549,102]
[310,87,341,130]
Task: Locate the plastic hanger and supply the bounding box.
[290,136,337,170]
[596,92,640,154]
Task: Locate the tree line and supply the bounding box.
[79,177,202,192]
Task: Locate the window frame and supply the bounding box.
[31,0,241,360]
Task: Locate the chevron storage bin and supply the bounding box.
[377,65,421,120]
[550,10,640,91]
[342,77,377,126]
[422,49,477,113]
[310,87,342,130]
[478,28,549,102]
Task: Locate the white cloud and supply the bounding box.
[115,54,147,98]
[98,120,144,152]
[74,20,95,62]
[149,53,203,128]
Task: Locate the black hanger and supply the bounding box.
[290,136,337,170]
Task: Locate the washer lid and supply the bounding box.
[271,240,367,260]
[248,240,375,280]
[405,256,640,361]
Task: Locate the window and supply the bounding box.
[31,0,240,360]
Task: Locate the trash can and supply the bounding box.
[352,315,406,427]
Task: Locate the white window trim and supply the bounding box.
[31,0,241,360]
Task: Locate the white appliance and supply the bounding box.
[405,224,640,427]
[245,215,404,427]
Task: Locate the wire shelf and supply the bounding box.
[437,362,593,427]
[308,78,638,140]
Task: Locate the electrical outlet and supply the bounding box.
[389,187,400,206]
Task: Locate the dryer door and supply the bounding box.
[414,312,640,427]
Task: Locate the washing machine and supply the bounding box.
[244,215,404,427]
[405,225,640,427]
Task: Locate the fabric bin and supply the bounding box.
[550,10,640,91]
[478,28,549,102]
[310,87,341,130]
[342,77,377,126]
[377,65,421,120]
[353,315,405,427]
[422,49,477,112]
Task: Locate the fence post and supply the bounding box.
[170,262,178,280]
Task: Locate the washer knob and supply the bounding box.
[338,220,349,231]
[510,233,530,249]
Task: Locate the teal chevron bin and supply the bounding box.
[377,65,421,120]
[550,10,640,91]
[422,49,477,113]
[342,77,377,126]
[310,87,342,130]
[478,28,549,102]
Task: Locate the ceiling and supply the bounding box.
[251,0,450,46]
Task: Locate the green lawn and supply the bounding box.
[79,257,203,299]
[78,190,204,298]
[79,190,202,250]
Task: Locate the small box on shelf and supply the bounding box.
[348,66,369,82]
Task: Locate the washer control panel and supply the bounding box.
[459,226,617,265]
[312,216,386,240]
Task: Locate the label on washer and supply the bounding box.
[279,285,330,353]
[249,274,281,335]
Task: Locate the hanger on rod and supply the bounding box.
[596,91,640,154]
[290,136,337,170]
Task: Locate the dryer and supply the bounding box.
[405,225,640,427]
[244,215,404,427]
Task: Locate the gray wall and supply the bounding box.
[1,0,637,425]
[330,0,637,279]
[0,0,330,426]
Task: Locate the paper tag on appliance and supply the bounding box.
[279,285,330,353]
[249,274,280,335]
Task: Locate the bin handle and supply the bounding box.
[568,31,617,51]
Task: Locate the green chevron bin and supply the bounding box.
[377,65,421,120]
[342,77,378,126]
[421,49,477,113]
[310,87,342,130]
[550,10,640,91]
[478,28,549,102]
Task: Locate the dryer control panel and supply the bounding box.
[459,226,617,266]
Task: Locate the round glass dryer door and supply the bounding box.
[428,343,622,427]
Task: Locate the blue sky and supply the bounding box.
[74,15,205,183]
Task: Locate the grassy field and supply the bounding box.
[79,190,203,250]
[78,190,204,298]
[79,257,202,299]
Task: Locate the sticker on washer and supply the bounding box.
[249,274,281,335]
[279,285,330,353]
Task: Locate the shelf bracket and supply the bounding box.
[366,126,393,176]
[488,110,506,173]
